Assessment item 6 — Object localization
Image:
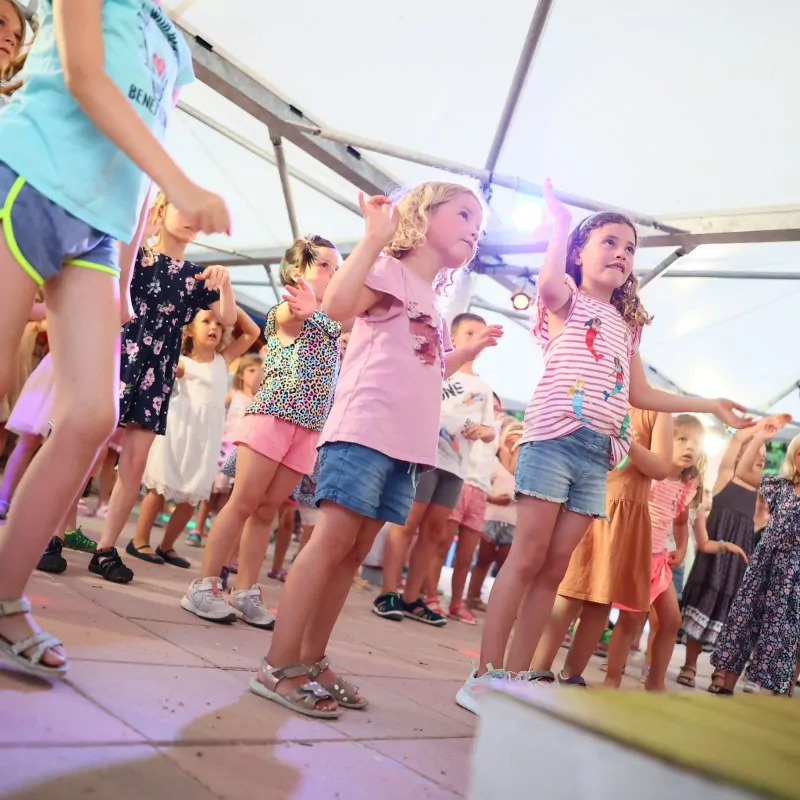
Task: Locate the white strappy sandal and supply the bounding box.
[0,597,68,679]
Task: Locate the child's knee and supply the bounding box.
[537,551,574,589]
[508,545,548,583]
[56,406,117,449]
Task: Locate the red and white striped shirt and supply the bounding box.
[521,276,642,468]
[649,479,696,553]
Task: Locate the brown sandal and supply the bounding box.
[707,668,726,694]
[676,665,697,688]
[249,660,340,718]
[309,655,369,709]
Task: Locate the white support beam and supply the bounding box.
[658,204,800,235]
[271,134,299,239]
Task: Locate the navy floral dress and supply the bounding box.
[711,475,800,694]
[119,248,219,436]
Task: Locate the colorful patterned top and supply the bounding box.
[246,304,341,432]
[649,479,696,553]
[521,275,642,468]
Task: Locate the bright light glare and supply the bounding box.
[703,431,728,458]
[511,292,531,311]
[512,202,544,231]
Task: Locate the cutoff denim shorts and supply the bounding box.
[314,441,419,525]
[515,427,611,519]
[0,162,118,284]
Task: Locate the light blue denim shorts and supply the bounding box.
[515,427,611,519]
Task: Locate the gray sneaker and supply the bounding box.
[181,577,238,623]
[229,585,275,630]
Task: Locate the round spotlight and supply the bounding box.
[511,202,544,231]
[511,292,531,311]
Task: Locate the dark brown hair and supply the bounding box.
[279,235,337,288]
[566,212,653,330]
[451,312,486,334]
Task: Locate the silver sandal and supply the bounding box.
[0,597,68,679]
[249,659,340,719]
[309,654,369,709]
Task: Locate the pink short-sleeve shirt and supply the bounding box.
[319,256,452,470]
[520,275,642,468]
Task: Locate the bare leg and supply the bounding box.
[683,636,703,672]
[234,467,301,590]
[194,498,213,539]
[380,501,426,594]
[131,489,165,552]
[531,595,584,673]
[160,502,196,551]
[0,264,119,666]
[562,601,612,678]
[505,510,593,674]
[450,524,481,609]
[297,524,313,553]
[96,448,118,509]
[402,503,452,604]
[644,584,682,692]
[604,610,645,687]
[265,501,366,709]
[467,537,496,606]
[0,433,43,506]
[425,519,457,598]
[271,504,295,574]
[96,425,156,550]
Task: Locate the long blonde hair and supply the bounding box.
[779,434,800,484]
[0,2,32,99]
[232,353,263,390]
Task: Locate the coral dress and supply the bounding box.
[558,407,655,611]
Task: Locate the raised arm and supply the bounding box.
[323,194,397,322]
[221,307,261,364]
[734,425,774,489]
[54,0,229,236]
[536,179,573,317]
[714,429,754,493]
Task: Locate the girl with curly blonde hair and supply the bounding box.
[457,179,753,715]
[251,183,502,719]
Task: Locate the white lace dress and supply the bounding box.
[142,354,228,504]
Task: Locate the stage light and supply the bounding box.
[511,291,531,311]
[512,201,544,231]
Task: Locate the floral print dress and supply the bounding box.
[711,475,800,694]
[118,248,219,435]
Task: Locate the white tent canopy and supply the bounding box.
[161,0,800,426]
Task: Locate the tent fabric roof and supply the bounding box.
[163,0,800,424]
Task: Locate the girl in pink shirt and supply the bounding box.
[252,182,502,719]
[457,180,753,715]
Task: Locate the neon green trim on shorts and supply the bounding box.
[0,176,44,285]
[64,258,120,279]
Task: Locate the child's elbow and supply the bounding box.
[322,297,349,323]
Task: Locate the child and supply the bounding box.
[530,407,673,687]
[91,192,236,583]
[0,0,28,108]
[676,417,788,690]
[183,235,342,629]
[456,179,752,714]
[0,1,231,679]
[374,312,496,626]
[253,184,502,719]
[189,353,264,546]
[465,421,523,610]
[711,425,800,696]
[130,308,260,566]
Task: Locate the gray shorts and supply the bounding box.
[414,467,463,510]
[484,520,515,547]
[0,162,118,285]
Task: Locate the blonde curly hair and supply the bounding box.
[566,212,653,330]
[181,310,231,356]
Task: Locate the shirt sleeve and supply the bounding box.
[481,380,495,428]
[532,274,578,346]
[759,475,785,511]
[175,29,196,88]
[309,311,342,339]
[193,283,221,312]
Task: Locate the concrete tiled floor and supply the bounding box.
[0,514,722,799]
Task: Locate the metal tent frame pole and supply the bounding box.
[638,247,693,289]
[272,134,299,239]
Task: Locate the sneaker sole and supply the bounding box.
[403,611,446,627]
[455,687,480,716]
[36,561,67,574]
[371,606,404,621]
[180,595,238,624]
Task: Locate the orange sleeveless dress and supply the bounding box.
[558,407,654,612]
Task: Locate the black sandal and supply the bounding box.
[125,540,165,564]
[156,547,191,569]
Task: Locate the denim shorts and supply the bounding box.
[672,562,685,599]
[515,427,611,519]
[314,441,419,525]
[0,162,118,285]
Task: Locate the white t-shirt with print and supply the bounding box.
[437,371,495,479]
[465,418,502,493]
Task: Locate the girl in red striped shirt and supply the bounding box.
[457,182,753,715]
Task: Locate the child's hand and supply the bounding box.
[467,324,504,358]
[195,265,230,292]
[719,541,748,562]
[755,422,779,442]
[359,193,399,246]
[543,178,572,224]
[667,548,686,568]
[463,423,484,441]
[711,398,753,429]
[169,180,232,236]
[757,413,792,431]
[283,278,317,321]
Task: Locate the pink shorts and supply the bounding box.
[235,414,319,476]
[449,483,488,531]
[614,551,673,613]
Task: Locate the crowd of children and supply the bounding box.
[0,2,798,720]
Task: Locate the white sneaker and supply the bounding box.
[181,577,238,623]
[229,585,275,630]
[743,679,761,694]
[455,666,512,716]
